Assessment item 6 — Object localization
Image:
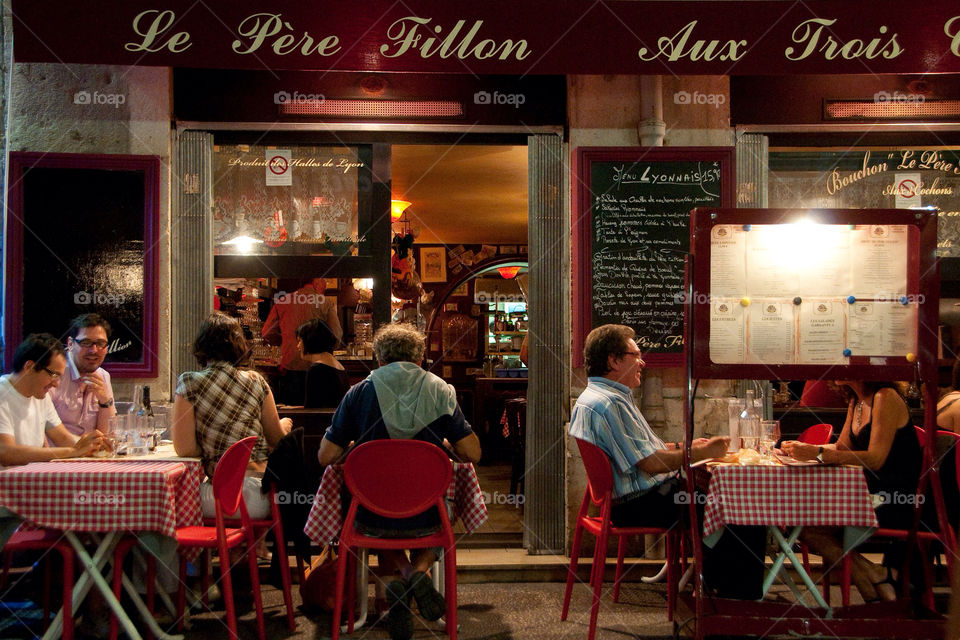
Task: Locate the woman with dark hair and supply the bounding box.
[782,380,921,602]
[937,360,960,432]
[172,313,291,518]
[297,318,350,408]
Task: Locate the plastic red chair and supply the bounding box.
[561,439,679,640]
[331,439,457,640]
[798,423,833,446]
[172,436,266,640]
[1,527,74,639]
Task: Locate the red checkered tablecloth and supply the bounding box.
[304,462,488,544]
[702,465,878,541]
[0,460,203,537]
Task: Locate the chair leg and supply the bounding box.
[561,523,585,621]
[330,546,350,640]
[61,546,74,640]
[176,556,187,632]
[821,564,831,607]
[218,543,239,640]
[920,542,935,610]
[665,532,676,622]
[612,535,626,603]
[588,530,610,640]
[201,549,211,606]
[145,554,156,640]
[41,553,52,630]
[270,522,296,630]
[109,538,138,640]
[841,556,851,608]
[345,549,358,633]
[444,546,457,640]
[245,531,266,640]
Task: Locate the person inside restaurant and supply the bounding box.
[261,277,343,405]
[937,359,960,433]
[173,312,292,520]
[318,322,480,640]
[782,380,922,602]
[298,317,350,408]
[50,313,116,437]
[0,333,104,467]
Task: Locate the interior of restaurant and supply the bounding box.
[213,143,529,543]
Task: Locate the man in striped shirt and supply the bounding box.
[569,324,727,527]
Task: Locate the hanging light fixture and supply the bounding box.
[497,265,521,279]
[391,200,412,221]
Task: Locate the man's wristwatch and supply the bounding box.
[816,446,825,464]
[98,398,114,408]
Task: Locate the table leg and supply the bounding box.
[130,545,178,618]
[42,531,119,640]
[119,571,184,640]
[768,527,832,612]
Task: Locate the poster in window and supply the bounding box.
[420,247,447,283]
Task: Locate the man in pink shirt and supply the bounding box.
[50,314,116,436]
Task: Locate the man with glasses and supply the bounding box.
[0,333,103,467]
[569,324,728,527]
[51,313,116,436]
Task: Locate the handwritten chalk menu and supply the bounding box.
[707,222,917,364]
[574,147,734,366]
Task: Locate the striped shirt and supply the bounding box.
[569,377,671,502]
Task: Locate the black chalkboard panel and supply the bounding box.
[5,153,159,377]
[574,147,734,367]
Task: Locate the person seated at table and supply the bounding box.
[297,317,350,408]
[937,360,960,433]
[0,333,104,467]
[50,313,116,437]
[173,313,292,520]
[782,380,922,602]
[569,324,728,528]
[318,322,481,640]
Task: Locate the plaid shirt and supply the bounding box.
[176,361,270,477]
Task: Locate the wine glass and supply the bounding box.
[760,420,781,455]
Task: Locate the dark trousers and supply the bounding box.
[277,370,307,406]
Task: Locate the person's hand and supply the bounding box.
[72,430,104,457]
[697,436,730,460]
[781,440,818,461]
[81,372,111,404]
[692,437,710,447]
[279,417,293,434]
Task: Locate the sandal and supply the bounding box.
[870,566,898,602]
[408,570,446,621]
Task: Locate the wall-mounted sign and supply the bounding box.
[265,149,291,186]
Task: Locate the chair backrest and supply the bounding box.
[798,423,833,445]
[343,439,453,519]
[575,438,614,507]
[212,436,259,517]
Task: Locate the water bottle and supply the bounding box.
[739,389,761,451]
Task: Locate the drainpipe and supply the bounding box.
[638,75,666,146]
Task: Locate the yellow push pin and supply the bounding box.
[740,297,751,307]
[905,353,916,362]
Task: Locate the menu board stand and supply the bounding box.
[680,208,945,638]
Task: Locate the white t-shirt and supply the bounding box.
[0,375,61,463]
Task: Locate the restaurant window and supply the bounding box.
[212,144,370,256]
[768,148,960,257]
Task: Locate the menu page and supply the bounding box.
[793,226,851,297]
[710,224,746,297]
[745,300,795,364]
[846,301,918,356]
[709,299,745,364]
[850,225,908,298]
[797,299,846,364]
[744,225,795,297]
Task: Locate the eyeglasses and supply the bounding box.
[619,350,643,358]
[75,339,109,350]
[41,367,62,380]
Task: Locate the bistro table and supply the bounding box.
[304,461,488,629]
[0,451,203,640]
[701,462,878,610]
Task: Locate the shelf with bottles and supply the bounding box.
[486,301,527,356]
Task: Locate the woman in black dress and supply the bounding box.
[297,318,350,408]
[782,380,921,602]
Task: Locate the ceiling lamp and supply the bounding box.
[497,266,521,279]
[391,200,412,221]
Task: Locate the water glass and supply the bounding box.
[760,419,781,454]
[107,415,128,456]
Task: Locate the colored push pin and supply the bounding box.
[740,297,751,307]
[793,296,802,305]
[906,352,916,363]
[847,224,855,230]
[743,224,752,231]
[843,348,852,357]
[900,296,909,305]
[847,295,856,304]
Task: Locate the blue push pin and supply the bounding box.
[743,224,752,231]
[843,348,852,357]
[846,295,856,304]
[900,296,909,305]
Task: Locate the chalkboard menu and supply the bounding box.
[574,147,734,367]
[5,153,159,377]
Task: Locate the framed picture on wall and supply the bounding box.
[419,246,447,282]
[451,282,469,297]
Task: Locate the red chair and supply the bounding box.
[798,423,833,446]
[331,440,458,640]
[561,438,679,640]
[173,436,266,640]
[0,527,74,640]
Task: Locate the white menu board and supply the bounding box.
[745,300,794,364]
[709,299,745,364]
[797,300,846,364]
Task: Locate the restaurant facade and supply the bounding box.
[5,1,960,555]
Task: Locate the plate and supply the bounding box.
[774,452,820,466]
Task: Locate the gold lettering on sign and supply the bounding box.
[945,16,960,56]
[126,10,192,53]
[826,151,888,195]
[785,18,903,61]
[232,13,341,56]
[637,21,746,62]
[380,17,531,61]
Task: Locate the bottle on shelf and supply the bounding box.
[739,389,761,451]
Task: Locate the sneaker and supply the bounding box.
[408,571,446,622]
[385,579,413,640]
